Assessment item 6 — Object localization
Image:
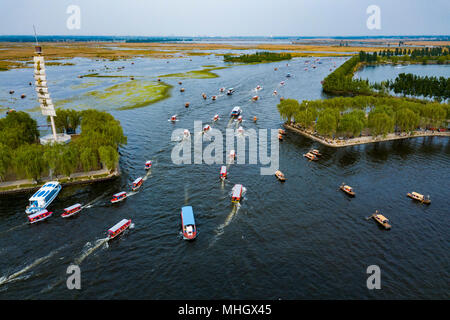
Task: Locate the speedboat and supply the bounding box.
[255,85,261,90]
[180,88,185,92]
[145,160,152,170]
[237,115,243,122]
[220,87,225,92]
[202,93,207,99]
[25,181,61,215]
[131,177,143,192]
[286,73,291,77]
[185,102,190,108]
[170,115,177,122]
[203,125,211,133]
[230,106,241,117]
[61,203,82,218]
[213,114,220,122]
[181,206,197,240]
[211,95,217,101]
[227,88,234,95]
[220,166,227,180]
[28,209,53,224]
[231,184,243,203]
[111,191,127,204]
[273,90,278,95]
[107,219,132,240]
[252,95,259,101]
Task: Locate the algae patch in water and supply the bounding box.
[54,80,172,111]
[160,66,228,79]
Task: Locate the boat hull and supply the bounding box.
[340,186,355,197]
[29,212,52,224]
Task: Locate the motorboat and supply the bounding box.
[231,184,243,203]
[111,191,127,204]
[230,106,241,117]
[145,160,152,170]
[131,177,143,192]
[61,203,82,218]
[220,166,227,180]
[181,206,197,240]
[28,209,52,224]
[107,219,132,240]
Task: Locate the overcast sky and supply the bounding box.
[0,0,449,37]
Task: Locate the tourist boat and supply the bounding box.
[28,209,53,224]
[407,192,431,204]
[310,149,322,156]
[171,115,177,122]
[107,219,132,240]
[237,115,243,122]
[203,125,211,133]
[213,114,219,122]
[227,88,234,95]
[145,160,152,170]
[25,181,62,215]
[371,211,391,230]
[231,184,243,203]
[61,203,82,218]
[275,170,286,182]
[202,93,207,99]
[229,150,236,159]
[211,95,217,101]
[131,177,143,192]
[252,95,259,101]
[230,106,241,117]
[304,152,318,161]
[340,183,355,197]
[111,191,127,204]
[220,166,227,180]
[181,206,197,240]
[184,129,190,138]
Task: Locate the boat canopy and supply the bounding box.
[64,203,82,211]
[181,206,195,226]
[232,184,243,198]
[28,209,49,219]
[113,191,127,197]
[29,181,60,201]
[108,219,130,233]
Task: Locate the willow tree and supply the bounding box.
[0,111,39,149]
[277,99,301,123]
[99,146,119,172]
[0,143,11,181]
[13,144,46,182]
[395,108,420,132]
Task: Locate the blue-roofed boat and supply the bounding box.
[181,206,197,240]
[25,181,61,215]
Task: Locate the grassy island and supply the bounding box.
[0,110,127,191]
[223,51,292,64]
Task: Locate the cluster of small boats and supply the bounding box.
[304,149,321,161]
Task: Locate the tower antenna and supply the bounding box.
[33,25,39,46]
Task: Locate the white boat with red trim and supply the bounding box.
[145,160,152,170]
[28,209,53,224]
[220,166,227,180]
[111,191,127,204]
[61,203,82,218]
[131,177,143,192]
[231,184,243,203]
[107,219,132,240]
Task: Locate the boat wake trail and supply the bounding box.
[0,222,28,236]
[143,169,152,181]
[74,237,109,265]
[82,192,109,209]
[209,203,241,248]
[0,247,63,287]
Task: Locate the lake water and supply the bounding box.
[0,53,449,299]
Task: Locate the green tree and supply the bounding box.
[99,146,119,171]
